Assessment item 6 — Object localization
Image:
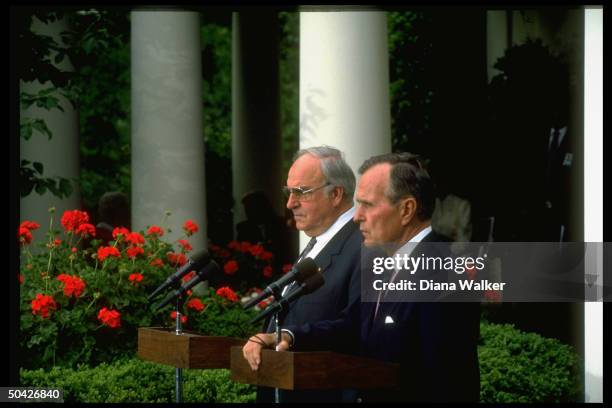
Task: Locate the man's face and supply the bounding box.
[286,154,338,237]
[353,163,405,247]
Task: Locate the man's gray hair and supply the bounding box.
[293,145,355,202]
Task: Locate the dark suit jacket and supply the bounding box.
[257,218,363,403]
[286,230,481,403]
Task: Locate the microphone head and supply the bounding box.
[189,249,211,268]
[293,257,319,282]
[302,272,325,294]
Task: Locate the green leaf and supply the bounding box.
[33,162,44,175]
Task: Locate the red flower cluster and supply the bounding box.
[263,265,273,278]
[75,223,96,238]
[465,266,477,280]
[147,225,164,237]
[31,294,57,319]
[150,258,164,268]
[98,307,121,328]
[112,227,130,239]
[178,239,193,252]
[61,210,90,232]
[186,298,205,312]
[125,232,145,246]
[182,271,196,283]
[126,246,145,259]
[223,260,239,276]
[167,252,187,267]
[128,273,144,285]
[183,220,199,236]
[97,246,121,262]
[19,221,40,245]
[56,274,86,298]
[216,286,239,302]
[170,310,187,324]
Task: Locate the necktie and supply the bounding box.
[298,237,317,262]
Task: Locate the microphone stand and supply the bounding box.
[174,296,186,403]
[269,287,283,404]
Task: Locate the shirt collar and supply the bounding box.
[306,206,355,260]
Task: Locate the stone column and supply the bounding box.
[231,11,282,229]
[20,15,81,246]
[486,10,508,83]
[298,9,392,250]
[583,7,602,404]
[131,10,207,249]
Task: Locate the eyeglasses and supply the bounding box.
[282,182,331,201]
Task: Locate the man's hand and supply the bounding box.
[242,332,292,371]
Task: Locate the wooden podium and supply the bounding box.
[137,327,244,369]
[230,347,400,390]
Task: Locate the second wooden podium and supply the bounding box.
[230,346,400,390]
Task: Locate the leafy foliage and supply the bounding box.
[20,357,256,403]
[478,322,582,402]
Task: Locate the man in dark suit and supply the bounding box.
[242,146,362,403]
[245,152,480,403]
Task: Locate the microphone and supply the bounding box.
[243,257,319,310]
[250,272,325,324]
[147,249,210,302]
[154,260,220,311]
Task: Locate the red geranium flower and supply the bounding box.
[182,270,196,283]
[31,294,57,319]
[76,223,96,238]
[112,227,131,240]
[18,227,33,245]
[178,239,193,252]
[167,252,187,267]
[186,298,205,312]
[227,240,240,250]
[183,220,199,236]
[263,265,273,278]
[128,273,144,285]
[126,246,145,259]
[150,258,164,268]
[216,286,239,302]
[223,260,239,275]
[125,232,145,246]
[97,246,121,262]
[19,274,24,284]
[260,251,273,262]
[170,311,187,324]
[147,225,164,237]
[20,221,40,231]
[249,244,265,257]
[61,210,89,232]
[98,307,121,328]
[57,274,86,298]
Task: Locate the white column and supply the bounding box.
[232,11,282,227]
[486,10,508,83]
[20,15,81,245]
[583,7,602,404]
[131,10,207,249]
[299,10,392,249]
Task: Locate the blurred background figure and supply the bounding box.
[236,190,292,267]
[95,191,130,245]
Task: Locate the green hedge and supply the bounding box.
[20,322,582,403]
[20,357,255,403]
[478,322,582,402]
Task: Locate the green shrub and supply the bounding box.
[20,357,255,403]
[478,322,583,402]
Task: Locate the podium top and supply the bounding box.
[138,327,244,369]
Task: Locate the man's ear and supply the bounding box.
[331,186,344,207]
[399,197,417,226]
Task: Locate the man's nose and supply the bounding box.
[286,194,299,209]
[353,207,363,223]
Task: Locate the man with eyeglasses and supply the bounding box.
[244,152,480,403]
[242,145,363,403]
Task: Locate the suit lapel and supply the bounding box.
[313,220,358,273]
